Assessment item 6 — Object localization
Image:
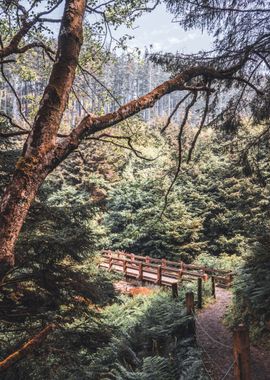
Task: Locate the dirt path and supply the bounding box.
[196,288,270,380]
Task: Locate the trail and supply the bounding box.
[196,288,270,380]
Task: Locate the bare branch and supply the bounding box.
[0,0,62,59]
[0,64,30,127]
[231,76,264,96]
[162,92,198,214]
[187,88,211,163]
[161,93,191,134]
[88,136,156,161]
[53,63,250,165]
[0,111,27,131]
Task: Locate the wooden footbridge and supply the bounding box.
[100,250,233,296]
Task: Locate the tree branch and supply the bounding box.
[187,88,211,163]
[0,0,62,59]
[162,92,198,214]
[161,93,191,134]
[0,324,56,372]
[54,63,242,164]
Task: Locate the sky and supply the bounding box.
[114,3,212,54]
[50,1,212,55]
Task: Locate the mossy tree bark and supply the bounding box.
[0,0,86,278]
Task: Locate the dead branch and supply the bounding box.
[187,89,211,163]
[161,93,191,134]
[0,111,27,131]
[0,62,30,126]
[162,92,198,214]
[0,324,56,372]
[88,135,157,161]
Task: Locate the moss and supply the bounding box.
[16,155,40,175]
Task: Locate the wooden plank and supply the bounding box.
[101,263,178,286]
[100,262,213,283]
[100,251,232,287]
[102,251,232,276]
[102,257,208,279]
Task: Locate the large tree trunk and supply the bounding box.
[0,0,86,278]
[0,169,46,277]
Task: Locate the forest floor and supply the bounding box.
[196,287,270,380]
[114,281,270,379]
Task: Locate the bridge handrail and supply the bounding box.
[102,254,210,280]
[102,250,232,278]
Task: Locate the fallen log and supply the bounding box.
[0,323,56,372]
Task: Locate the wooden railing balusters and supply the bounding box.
[197,278,203,309]
[123,259,127,276]
[138,262,143,281]
[186,292,195,315]
[156,265,162,285]
[100,251,233,293]
[109,257,113,272]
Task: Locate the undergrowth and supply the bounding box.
[87,292,208,380]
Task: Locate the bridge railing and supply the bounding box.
[101,250,233,285]
[102,254,184,285]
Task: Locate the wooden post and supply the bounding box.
[172,283,178,299]
[156,265,162,285]
[185,292,194,315]
[131,253,135,262]
[123,259,127,276]
[233,324,251,380]
[109,257,113,272]
[211,276,216,299]
[161,258,166,267]
[146,256,150,264]
[138,262,143,281]
[228,273,233,287]
[197,278,203,309]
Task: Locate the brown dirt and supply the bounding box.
[114,280,156,296]
[196,287,270,380]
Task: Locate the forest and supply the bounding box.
[0,0,270,379]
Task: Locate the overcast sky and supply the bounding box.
[51,1,212,54]
[114,3,212,53]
